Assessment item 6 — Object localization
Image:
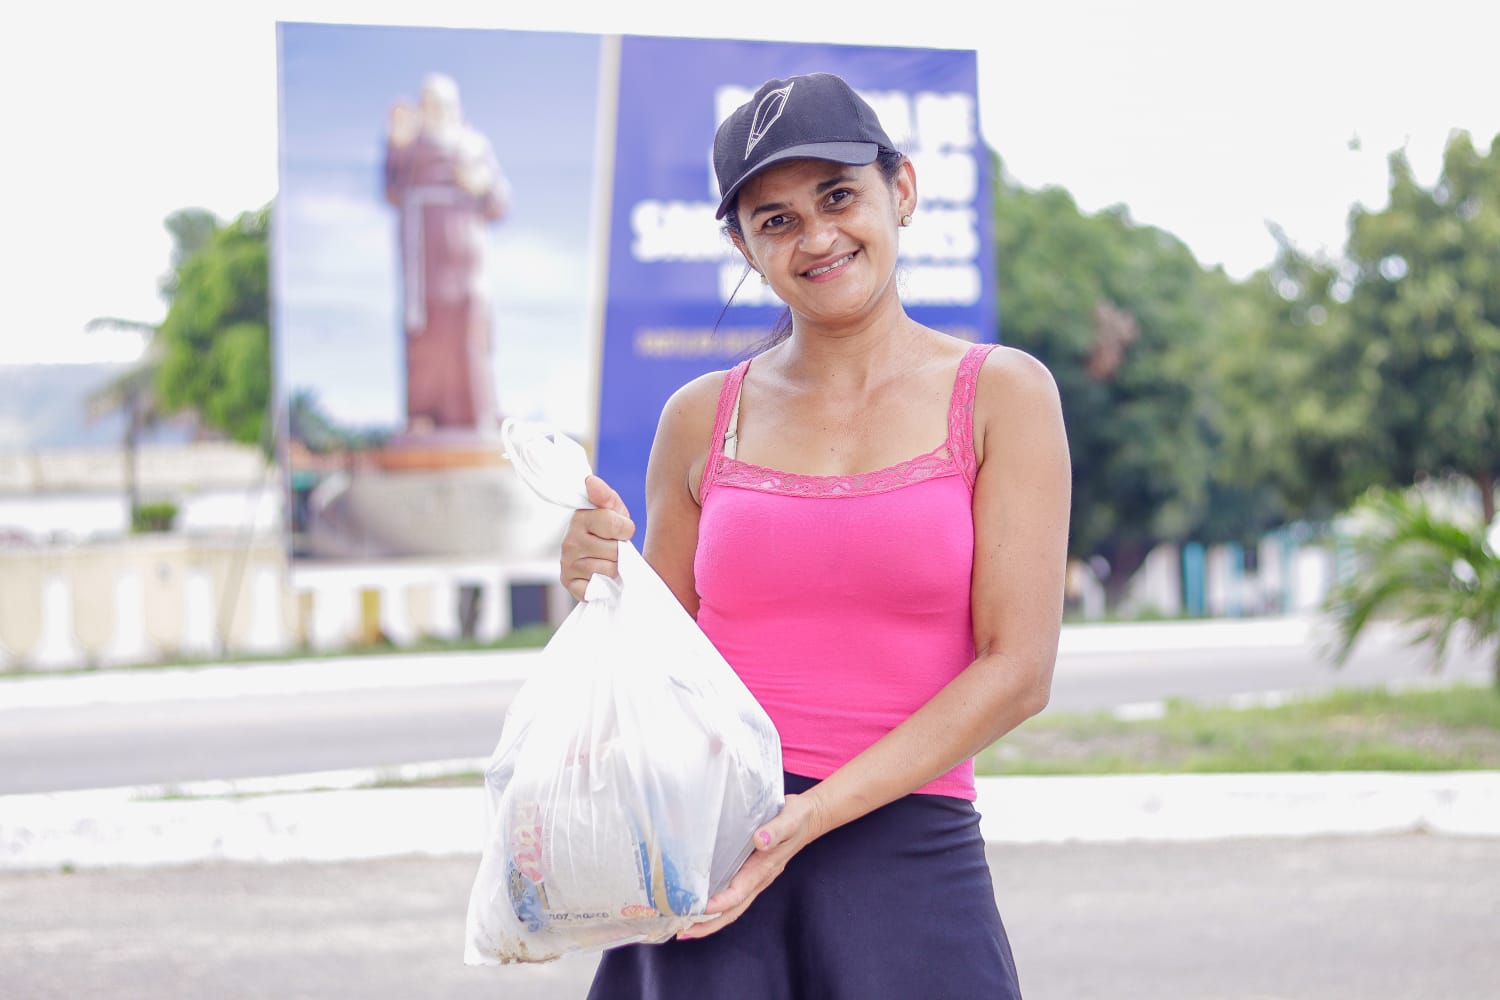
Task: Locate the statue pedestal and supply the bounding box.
[299,430,575,561]
[371,428,509,472]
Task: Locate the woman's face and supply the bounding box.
[733,157,915,330]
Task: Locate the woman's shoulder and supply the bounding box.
[662,366,734,422]
[655,366,736,451]
[655,367,740,507]
[970,344,1064,466]
[922,333,1058,405]
[974,343,1060,404]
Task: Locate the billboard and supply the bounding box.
[275,23,991,561]
[599,35,993,536]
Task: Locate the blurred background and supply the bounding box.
[2,3,1499,996]
[1,0,1496,668]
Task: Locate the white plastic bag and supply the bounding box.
[464,419,784,965]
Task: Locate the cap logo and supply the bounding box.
[745,82,794,159]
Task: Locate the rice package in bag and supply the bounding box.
[464,420,784,965]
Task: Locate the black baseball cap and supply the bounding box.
[713,73,896,220]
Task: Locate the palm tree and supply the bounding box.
[83,318,169,530]
[1325,487,1500,689]
[81,209,221,532]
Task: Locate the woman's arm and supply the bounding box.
[813,346,1070,822]
[640,374,722,616]
[559,372,721,614]
[688,345,1071,936]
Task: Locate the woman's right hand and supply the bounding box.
[560,475,636,601]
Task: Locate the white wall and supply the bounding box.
[0,539,568,671]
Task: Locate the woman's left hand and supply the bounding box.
[676,791,827,940]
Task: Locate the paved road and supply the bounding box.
[3,618,1491,796]
[5,834,1497,999]
[1,681,516,794]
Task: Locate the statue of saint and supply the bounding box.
[384,73,510,432]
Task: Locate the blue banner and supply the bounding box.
[597,36,993,533]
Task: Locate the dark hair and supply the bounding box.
[716,147,908,356]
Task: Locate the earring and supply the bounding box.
[899,214,913,228]
[759,272,769,285]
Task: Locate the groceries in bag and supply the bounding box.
[463,420,784,964]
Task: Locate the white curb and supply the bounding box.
[4,772,1497,872]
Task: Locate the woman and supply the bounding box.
[563,72,1071,998]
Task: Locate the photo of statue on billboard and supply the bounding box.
[275,24,603,561]
[385,73,509,434]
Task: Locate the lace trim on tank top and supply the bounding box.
[701,343,997,500]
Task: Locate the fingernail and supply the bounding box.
[758,830,771,847]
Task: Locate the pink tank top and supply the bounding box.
[694,343,996,800]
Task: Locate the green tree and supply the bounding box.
[1342,131,1500,523]
[1205,234,1381,526]
[156,205,272,447]
[157,208,220,299]
[993,167,1221,603]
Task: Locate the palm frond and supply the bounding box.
[1324,487,1500,680]
[83,362,166,426]
[84,316,159,335]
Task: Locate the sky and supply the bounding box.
[3,0,1497,369]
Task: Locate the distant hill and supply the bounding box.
[0,364,193,451]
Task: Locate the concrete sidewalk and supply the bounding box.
[3,770,1497,872]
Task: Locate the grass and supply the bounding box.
[366,684,1500,792]
[372,770,484,790]
[112,684,1500,805]
[976,683,1500,775]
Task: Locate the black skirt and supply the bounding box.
[587,772,1022,1000]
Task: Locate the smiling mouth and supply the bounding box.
[803,252,856,277]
